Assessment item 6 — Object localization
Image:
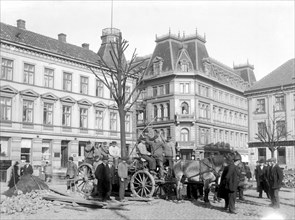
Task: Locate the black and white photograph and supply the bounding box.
[0,0,294,219]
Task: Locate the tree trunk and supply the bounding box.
[269,148,275,158]
[118,105,126,158]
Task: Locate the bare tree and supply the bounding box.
[88,32,148,158]
[255,107,291,157]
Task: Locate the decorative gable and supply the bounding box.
[41,92,58,101]
[60,96,76,104]
[108,104,118,109]
[0,85,18,97]
[94,101,107,108]
[20,89,39,98]
[152,56,164,75]
[77,99,92,106]
[175,49,193,72]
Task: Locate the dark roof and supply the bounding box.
[0,22,100,64]
[246,58,295,92]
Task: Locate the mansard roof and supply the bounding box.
[0,22,100,64]
[246,58,295,93]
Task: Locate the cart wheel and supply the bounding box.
[130,170,155,198]
[76,164,94,196]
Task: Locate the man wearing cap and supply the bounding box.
[268,157,284,208]
[164,136,176,177]
[255,158,267,198]
[66,156,78,193]
[95,155,111,201]
[118,157,129,202]
[109,141,121,169]
[219,154,241,214]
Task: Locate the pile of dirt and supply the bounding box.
[2,175,49,197]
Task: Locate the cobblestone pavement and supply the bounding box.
[1,181,294,220]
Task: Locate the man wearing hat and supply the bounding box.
[255,158,268,198]
[94,155,111,201]
[118,156,129,202]
[164,136,176,177]
[66,156,78,193]
[268,157,284,208]
[219,154,241,214]
[22,159,33,176]
[109,141,121,169]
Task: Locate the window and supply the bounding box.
[44,68,54,88]
[154,105,158,118]
[165,83,170,94]
[199,103,209,119]
[95,110,103,131]
[110,112,117,131]
[159,85,164,95]
[180,128,189,141]
[179,60,189,72]
[181,102,189,114]
[62,106,71,126]
[24,63,34,84]
[125,86,130,103]
[80,108,88,128]
[258,148,266,162]
[153,61,162,75]
[153,87,157,97]
[21,139,31,162]
[180,83,189,94]
[125,114,130,133]
[63,72,72,91]
[43,103,53,125]
[110,83,116,99]
[275,95,285,111]
[1,58,13,80]
[199,85,209,97]
[23,100,34,123]
[277,147,286,164]
[96,80,104,97]
[256,99,266,113]
[80,76,88,94]
[160,104,164,120]
[276,120,286,137]
[200,127,210,144]
[0,137,9,157]
[0,97,12,121]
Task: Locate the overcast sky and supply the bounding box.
[1,0,294,80]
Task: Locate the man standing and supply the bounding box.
[66,156,78,193]
[268,157,284,209]
[151,136,165,180]
[95,155,111,201]
[219,154,241,214]
[118,157,129,202]
[22,159,33,176]
[164,136,176,177]
[255,159,267,198]
[109,141,121,169]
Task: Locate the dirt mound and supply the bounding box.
[2,175,49,197]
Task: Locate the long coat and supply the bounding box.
[95,163,111,194]
[269,164,284,189]
[8,164,20,188]
[218,163,239,198]
[255,165,266,191]
[22,164,33,176]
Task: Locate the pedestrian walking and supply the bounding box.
[118,156,129,202]
[237,162,246,201]
[94,155,111,201]
[245,162,252,181]
[66,156,78,193]
[21,159,33,176]
[219,154,241,214]
[8,161,20,189]
[268,157,284,209]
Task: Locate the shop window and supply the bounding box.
[21,139,31,162]
[258,148,266,162]
[277,147,286,164]
[0,137,9,157]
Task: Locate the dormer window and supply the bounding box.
[180,60,189,72]
[152,57,163,75]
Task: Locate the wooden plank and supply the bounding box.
[62,205,88,212]
[49,187,71,197]
[127,197,154,202]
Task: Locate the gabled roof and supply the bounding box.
[246,58,295,92]
[0,22,100,64]
[41,92,58,101]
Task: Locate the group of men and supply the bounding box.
[137,129,176,179]
[255,158,284,209]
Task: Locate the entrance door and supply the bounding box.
[61,140,69,168]
[180,149,193,160]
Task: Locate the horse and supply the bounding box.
[173,152,237,203]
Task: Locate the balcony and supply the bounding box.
[175,113,195,123]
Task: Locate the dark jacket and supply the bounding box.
[269,164,284,189]
[220,163,239,193]
[22,164,33,176]
[8,164,20,188]
[95,163,111,193]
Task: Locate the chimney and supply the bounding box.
[82,43,89,50]
[58,33,67,43]
[17,19,26,29]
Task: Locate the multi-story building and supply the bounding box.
[136,31,256,161]
[245,58,295,169]
[0,19,136,179]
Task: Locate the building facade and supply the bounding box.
[245,58,295,169]
[0,20,136,178]
[136,31,256,161]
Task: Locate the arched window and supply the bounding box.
[154,105,158,119]
[180,128,189,141]
[181,102,189,114]
[160,104,164,120]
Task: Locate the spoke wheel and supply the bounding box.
[130,170,155,198]
[76,164,94,196]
